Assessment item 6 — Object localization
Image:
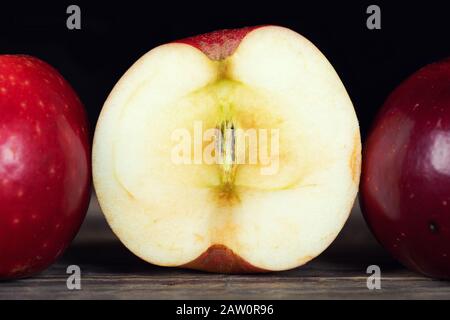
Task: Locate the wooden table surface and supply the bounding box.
[1,195,450,300]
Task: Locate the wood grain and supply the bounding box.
[1,196,449,299]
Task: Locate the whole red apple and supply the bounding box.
[0,55,91,279]
[361,58,450,279]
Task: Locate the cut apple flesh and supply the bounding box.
[93,26,361,272]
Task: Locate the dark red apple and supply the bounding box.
[0,55,91,279]
[361,58,450,279]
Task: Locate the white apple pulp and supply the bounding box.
[93,26,361,271]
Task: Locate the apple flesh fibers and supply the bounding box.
[361,58,450,279]
[0,55,91,279]
[93,26,361,273]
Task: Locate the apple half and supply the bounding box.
[93,26,361,273]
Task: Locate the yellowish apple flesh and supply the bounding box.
[93,26,361,273]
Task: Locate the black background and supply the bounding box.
[1,1,449,139]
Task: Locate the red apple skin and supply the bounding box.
[0,55,91,279]
[175,26,261,61]
[176,27,270,273]
[182,245,268,274]
[360,58,450,279]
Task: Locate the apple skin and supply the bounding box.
[0,55,91,279]
[360,58,450,279]
[182,245,268,273]
[175,26,261,61]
